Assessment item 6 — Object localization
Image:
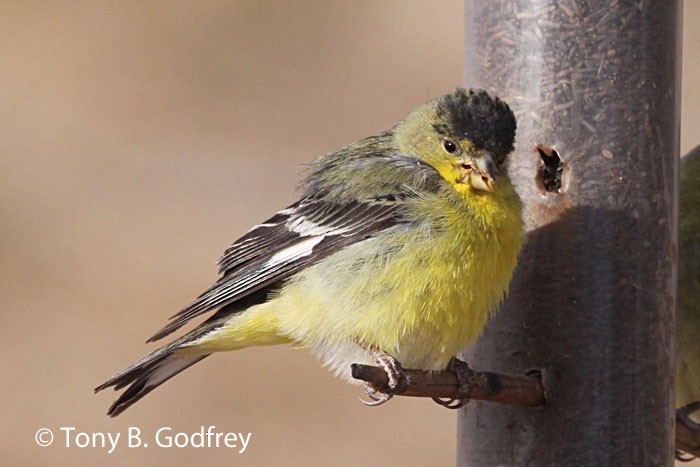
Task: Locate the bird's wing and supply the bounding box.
[148,196,404,342]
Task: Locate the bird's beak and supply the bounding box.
[461,153,495,192]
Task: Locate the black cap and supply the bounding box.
[434,88,516,167]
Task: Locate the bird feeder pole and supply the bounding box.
[459,1,681,465]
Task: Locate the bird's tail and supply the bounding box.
[96,297,291,416]
[95,328,212,417]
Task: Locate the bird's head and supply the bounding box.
[394,88,516,194]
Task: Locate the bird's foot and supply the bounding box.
[432,357,471,409]
[359,352,408,407]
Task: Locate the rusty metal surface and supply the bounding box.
[459,1,681,465]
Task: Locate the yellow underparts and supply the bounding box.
[181,307,292,354]
[187,178,523,379]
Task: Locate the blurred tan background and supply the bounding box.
[2,2,698,466]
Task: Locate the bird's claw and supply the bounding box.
[675,450,696,462]
[432,397,467,409]
[432,357,471,409]
[359,351,408,407]
[359,384,393,406]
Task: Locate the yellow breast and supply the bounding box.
[273,177,523,374]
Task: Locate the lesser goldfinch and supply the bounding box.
[95,88,524,416]
[677,145,700,419]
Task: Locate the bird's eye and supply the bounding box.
[442,139,458,154]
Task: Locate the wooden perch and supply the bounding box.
[352,363,700,460]
[351,362,547,407]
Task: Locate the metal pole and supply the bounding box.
[459,1,681,465]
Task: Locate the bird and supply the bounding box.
[677,144,700,421]
[95,88,524,417]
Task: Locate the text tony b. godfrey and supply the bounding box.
[35,426,251,454]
